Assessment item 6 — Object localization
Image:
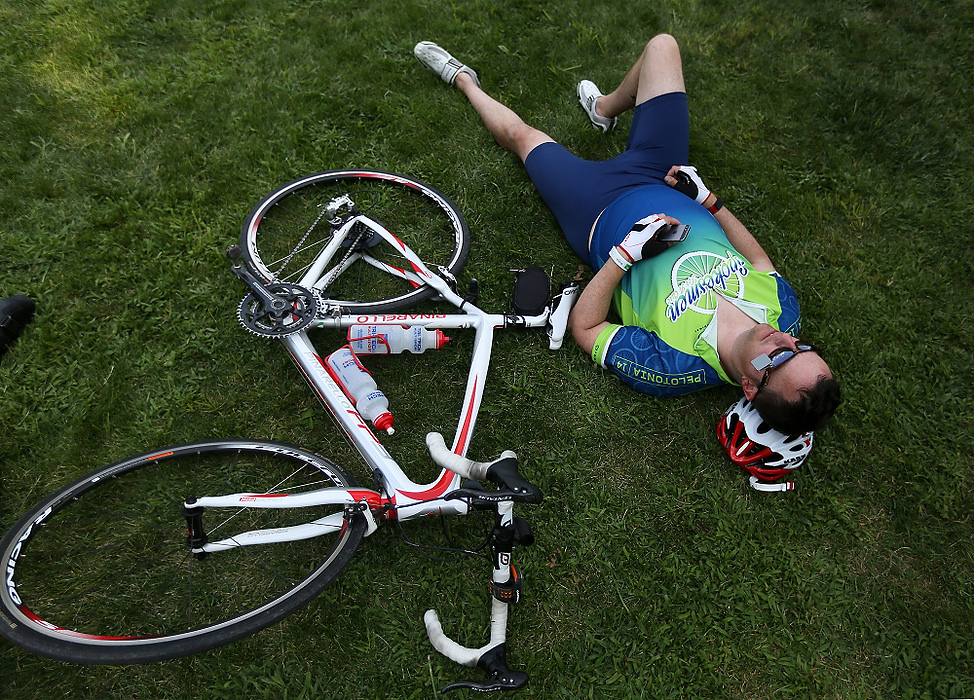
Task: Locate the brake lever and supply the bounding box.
[441,644,528,694]
[486,457,544,504]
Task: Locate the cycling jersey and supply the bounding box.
[588,184,802,396]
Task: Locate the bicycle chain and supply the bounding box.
[272,206,330,283]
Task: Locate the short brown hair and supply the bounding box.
[751,375,841,434]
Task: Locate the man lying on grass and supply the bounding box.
[414,34,840,435]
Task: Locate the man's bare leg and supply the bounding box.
[594,34,686,120]
[454,72,554,164]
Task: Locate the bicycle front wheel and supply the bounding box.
[240,169,470,313]
[0,440,367,664]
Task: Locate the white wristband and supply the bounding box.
[608,246,633,272]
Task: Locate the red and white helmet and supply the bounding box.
[717,397,814,482]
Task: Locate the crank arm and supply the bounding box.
[227,246,285,307]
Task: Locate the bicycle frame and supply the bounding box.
[203,208,578,526]
[196,208,579,690]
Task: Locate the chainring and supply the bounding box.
[237,283,319,338]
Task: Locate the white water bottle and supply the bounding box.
[346,324,449,355]
[324,347,395,434]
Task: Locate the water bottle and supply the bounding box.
[346,324,449,355]
[324,346,395,434]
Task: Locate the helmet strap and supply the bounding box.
[748,476,795,493]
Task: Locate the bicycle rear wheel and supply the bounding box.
[240,169,470,313]
[0,440,367,664]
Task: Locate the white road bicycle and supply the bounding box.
[0,170,580,693]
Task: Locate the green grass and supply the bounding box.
[1,0,972,697]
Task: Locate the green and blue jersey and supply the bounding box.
[588,185,801,396]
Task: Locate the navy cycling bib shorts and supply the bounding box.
[523,91,690,261]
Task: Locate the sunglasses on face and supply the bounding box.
[750,341,821,392]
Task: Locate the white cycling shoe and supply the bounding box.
[577,80,616,132]
[414,41,480,88]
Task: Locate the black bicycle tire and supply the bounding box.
[239,169,470,313]
[0,439,367,664]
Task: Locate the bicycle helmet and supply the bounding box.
[717,397,814,481]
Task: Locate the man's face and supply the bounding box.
[739,324,832,401]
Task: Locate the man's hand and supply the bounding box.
[665,165,713,204]
[608,213,677,272]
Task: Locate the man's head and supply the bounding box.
[734,325,841,434]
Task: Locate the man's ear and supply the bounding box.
[741,377,758,401]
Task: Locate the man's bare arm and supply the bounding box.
[664,165,776,273]
[708,199,775,272]
[569,261,627,355]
